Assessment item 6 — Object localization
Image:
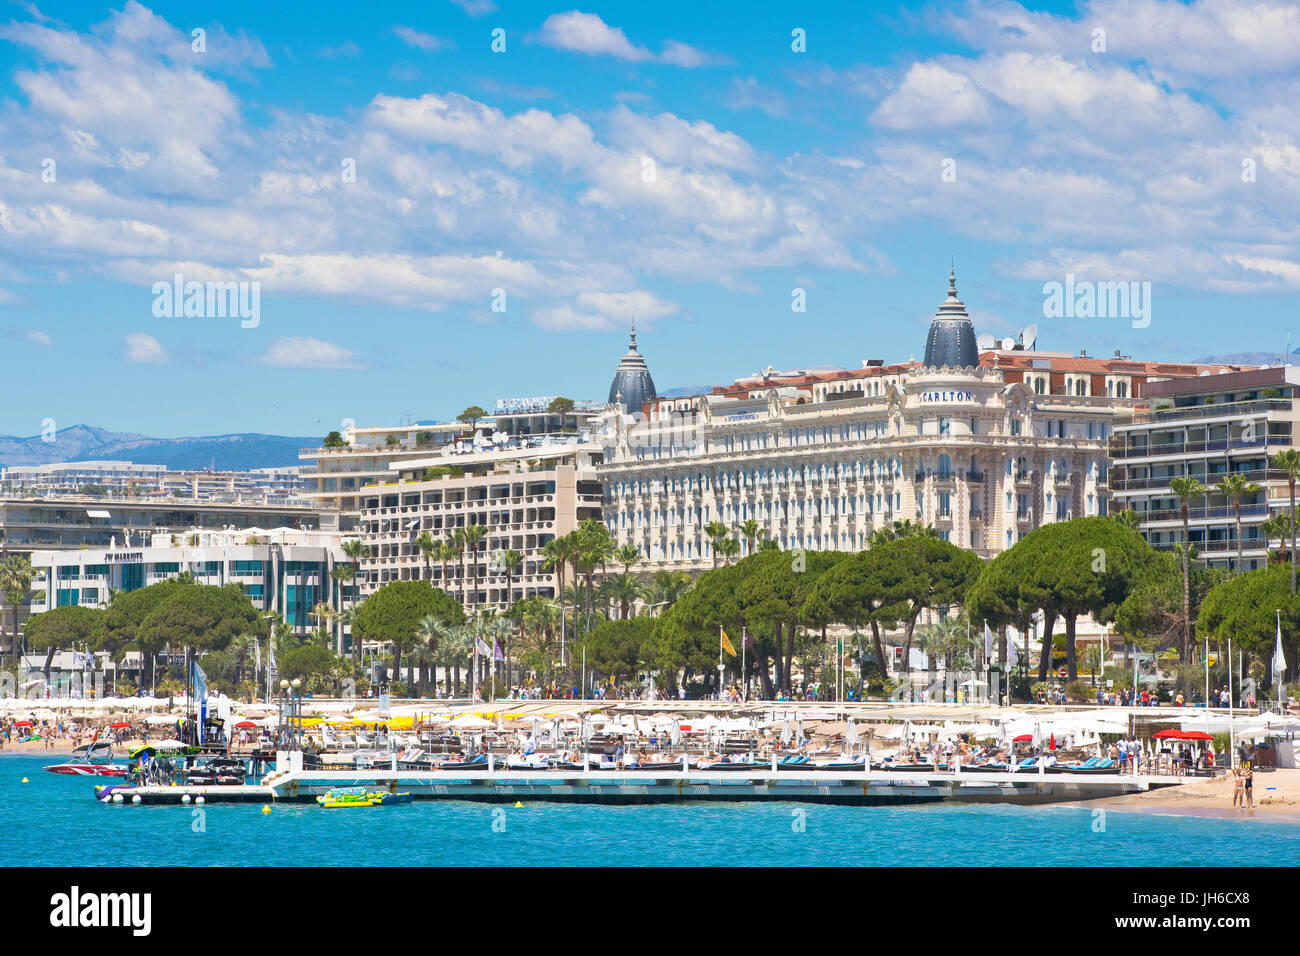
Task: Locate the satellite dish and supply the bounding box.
[976,333,996,350]
[1021,323,1038,350]
[440,445,453,457]
[1000,337,1016,350]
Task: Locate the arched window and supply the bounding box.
[1034,377,1046,394]
[1074,379,1086,396]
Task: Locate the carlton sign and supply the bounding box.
[918,389,976,403]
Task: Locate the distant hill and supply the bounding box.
[1193,351,1295,366]
[0,424,318,471]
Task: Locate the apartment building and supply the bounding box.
[1110,366,1298,571]
[355,439,604,612]
[298,422,466,531]
[0,461,307,505]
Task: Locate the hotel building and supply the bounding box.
[0,460,307,505]
[28,527,349,638]
[595,271,1244,570]
[1110,366,1298,571]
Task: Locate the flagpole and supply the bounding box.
[741,627,746,703]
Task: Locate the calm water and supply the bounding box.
[2,755,1296,866]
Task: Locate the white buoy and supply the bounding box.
[195,795,205,805]
[131,795,142,804]
[112,793,124,803]
[182,794,192,804]
[100,797,111,804]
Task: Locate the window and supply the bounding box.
[1010,419,1022,436]
[1034,377,1045,394]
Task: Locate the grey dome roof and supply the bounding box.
[923,267,979,369]
[608,325,657,413]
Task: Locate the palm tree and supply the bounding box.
[0,554,33,667]
[604,572,643,620]
[1271,449,1300,595]
[869,519,939,547]
[435,538,458,591]
[575,519,614,633]
[737,519,766,556]
[1169,475,1206,662]
[716,536,741,565]
[329,564,354,654]
[542,535,575,665]
[1217,472,1261,575]
[495,548,524,608]
[414,531,436,581]
[1262,511,1294,566]
[703,521,728,567]
[452,527,469,608]
[1111,508,1142,530]
[462,523,490,615]
[614,544,643,573]
[415,613,441,693]
[644,569,693,614]
[340,540,369,662]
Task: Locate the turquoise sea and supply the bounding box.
[2,755,1297,866]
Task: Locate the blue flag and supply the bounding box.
[192,661,208,742]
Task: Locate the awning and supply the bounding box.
[86,509,112,519]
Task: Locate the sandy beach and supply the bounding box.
[1072,767,1300,822]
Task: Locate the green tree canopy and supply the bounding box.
[1197,563,1299,685]
[580,617,658,682]
[137,583,262,656]
[351,580,465,679]
[25,605,105,679]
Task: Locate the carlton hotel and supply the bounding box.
[594,271,1242,569]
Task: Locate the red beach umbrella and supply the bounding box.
[1153,729,1213,740]
[234,720,258,729]
[109,721,131,729]
[1012,733,1032,742]
[13,720,32,727]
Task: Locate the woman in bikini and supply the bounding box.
[1243,765,1254,809]
[1232,766,1244,809]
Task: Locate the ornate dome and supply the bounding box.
[608,323,657,414]
[923,267,979,369]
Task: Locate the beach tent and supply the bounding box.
[449,714,492,730]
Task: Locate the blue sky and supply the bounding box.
[1,0,1299,438]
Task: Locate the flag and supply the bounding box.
[1275,614,1287,686]
[1008,640,1019,668]
[493,638,504,662]
[267,639,277,678]
[984,622,994,660]
[720,628,737,657]
[476,637,491,657]
[742,628,756,650]
[254,639,261,678]
[192,661,208,742]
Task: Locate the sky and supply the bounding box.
[1,0,1300,439]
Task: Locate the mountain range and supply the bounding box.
[0,425,318,471]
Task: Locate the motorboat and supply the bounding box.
[44,743,127,777]
[185,757,247,786]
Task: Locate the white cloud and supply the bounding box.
[539,12,653,62]
[258,336,367,370]
[537,12,724,67]
[450,0,496,16]
[316,41,361,59]
[394,26,452,52]
[123,332,168,364]
[25,329,53,347]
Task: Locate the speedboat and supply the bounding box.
[44,743,127,777]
